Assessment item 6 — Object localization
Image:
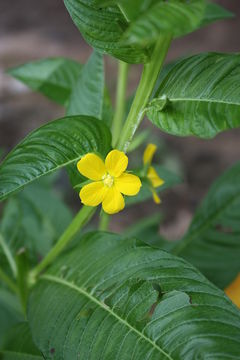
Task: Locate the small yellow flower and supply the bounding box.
[77,150,142,214]
[143,143,164,204]
[225,273,240,308]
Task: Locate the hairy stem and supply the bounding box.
[112,61,129,147]
[0,266,18,294]
[117,34,172,152]
[31,206,96,279]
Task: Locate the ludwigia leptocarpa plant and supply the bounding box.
[1,1,240,359]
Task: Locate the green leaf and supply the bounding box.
[0,116,112,202]
[200,2,234,27]
[123,213,174,251]
[173,162,240,289]
[126,165,182,206]
[0,178,73,275]
[67,51,105,120]
[1,322,43,359]
[123,0,207,45]
[0,289,23,347]
[147,52,240,138]
[63,0,150,64]
[28,232,240,359]
[8,58,82,105]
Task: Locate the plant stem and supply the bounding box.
[117,34,172,152]
[0,233,17,278]
[112,60,129,147]
[31,206,96,279]
[16,248,29,315]
[99,211,110,231]
[0,266,18,293]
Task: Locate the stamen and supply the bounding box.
[102,173,114,187]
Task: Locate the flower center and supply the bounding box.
[102,173,114,188]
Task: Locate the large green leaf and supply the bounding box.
[1,322,43,359]
[0,116,112,202]
[63,0,150,64]
[147,53,240,138]
[123,0,207,45]
[28,232,240,359]
[173,162,240,289]
[67,51,105,120]
[8,58,82,105]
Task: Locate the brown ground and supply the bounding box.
[0,0,240,237]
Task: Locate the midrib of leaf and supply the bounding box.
[150,97,240,107]
[173,192,240,255]
[41,274,173,360]
[0,350,42,359]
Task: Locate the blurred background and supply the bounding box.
[0,0,240,237]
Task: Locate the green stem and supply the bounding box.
[16,248,29,316]
[99,211,110,231]
[112,60,129,147]
[117,34,172,152]
[0,266,18,293]
[31,206,96,279]
[0,233,17,278]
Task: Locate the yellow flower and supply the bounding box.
[143,143,164,204]
[225,273,240,308]
[77,150,142,214]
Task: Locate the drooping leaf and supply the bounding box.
[147,53,240,138]
[8,58,82,105]
[63,0,150,64]
[126,165,182,206]
[1,322,43,359]
[28,232,240,359]
[0,116,112,202]
[172,162,240,289]
[67,51,105,120]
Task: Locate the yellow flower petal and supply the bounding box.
[105,150,128,178]
[115,173,142,196]
[147,166,164,188]
[77,153,106,181]
[102,186,125,214]
[225,273,240,308]
[143,143,157,165]
[80,181,107,206]
[152,189,161,204]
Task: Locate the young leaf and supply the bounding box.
[173,162,240,289]
[28,232,240,359]
[147,53,240,138]
[67,51,105,120]
[1,322,43,359]
[0,116,112,201]
[63,0,150,64]
[8,58,82,105]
